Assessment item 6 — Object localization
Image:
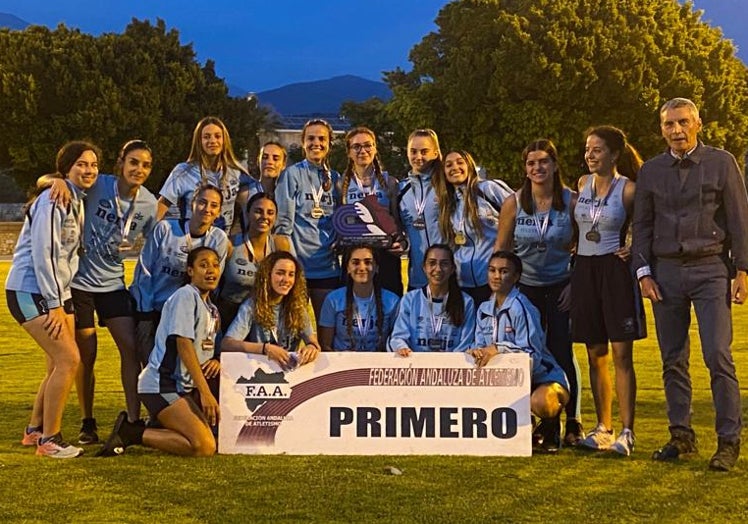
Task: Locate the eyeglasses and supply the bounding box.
[350,143,374,153]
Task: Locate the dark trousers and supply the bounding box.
[652,259,741,439]
[520,280,581,420]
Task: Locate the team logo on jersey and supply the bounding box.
[332,195,398,248]
[98,200,113,209]
[235,258,248,266]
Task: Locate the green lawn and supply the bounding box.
[1,261,748,522]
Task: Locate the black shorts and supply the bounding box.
[140,390,206,422]
[570,254,646,344]
[6,290,74,324]
[72,288,135,329]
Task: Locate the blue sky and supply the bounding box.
[0,0,745,92]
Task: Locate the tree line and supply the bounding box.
[345,0,748,186]
[1,0,746,197]
[0,18,267,198]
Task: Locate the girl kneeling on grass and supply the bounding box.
[469,251,570,453]
[98,246,222,457]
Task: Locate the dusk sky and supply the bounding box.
[0,0,745,93]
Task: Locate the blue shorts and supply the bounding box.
[6,290,74,324]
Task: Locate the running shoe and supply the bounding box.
[609,428,635,456]
[36,434,84,459]
[579,423,615,451]
[21,426,42,446]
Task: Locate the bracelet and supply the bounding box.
[261,342,267,355]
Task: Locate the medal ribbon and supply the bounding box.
[114,181,139,243]
[531,207,549,245]
[353,292,374,347]
[589,176,619,232]
[426,286,447,339]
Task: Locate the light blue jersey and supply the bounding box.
[130,219,229,313]
[397,171,442,288]
[159,162,247,233]
[387,287,475,352]
[274,159,340,279]
[338,171,397,207]
[137,285,219,394]
[452,179,513,288]
[475,288,568,388]
[224,297,313,350]
[318,286,400,351]
[5,182,84,308]
[218,233,277,305]
[575,175,628,256]
[73,174,157,292]
[513,189,574,287]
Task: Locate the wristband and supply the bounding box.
[262,342,267,355]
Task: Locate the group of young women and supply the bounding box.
[7,115,645,459]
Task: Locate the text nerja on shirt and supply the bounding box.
[274,159,340,279]
[130,219,229,313]
[387,287,476,352]
[73,174,158,292]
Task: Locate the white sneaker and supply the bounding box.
[609,428,635,456]
[579,423,615,450]
[36,435,84,459]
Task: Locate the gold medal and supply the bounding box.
[454,231,466,245]
[310,206,324,219]
[118,239,134,252]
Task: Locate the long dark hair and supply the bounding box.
[423,244,465,327]
[433,150,484,245]
[341,245,385,350]
[584,125,643,182]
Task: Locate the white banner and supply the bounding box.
[218,352,531,456]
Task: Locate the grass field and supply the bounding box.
[2,261,748,522]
